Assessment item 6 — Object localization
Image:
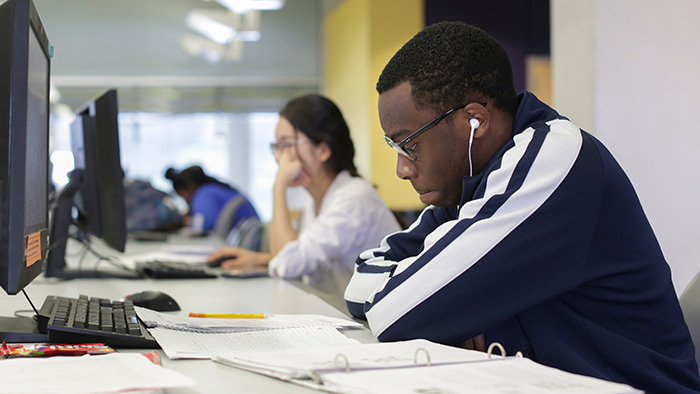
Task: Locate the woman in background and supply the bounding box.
[165,165,259,234]
[208,95,400,299]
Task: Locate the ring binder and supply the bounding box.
[215,338,642,394]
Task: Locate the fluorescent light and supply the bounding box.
[216,0,284,14]
[185,10,236,45]
[181,35,243,63]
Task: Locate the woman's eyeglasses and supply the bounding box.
[270,138,308,155]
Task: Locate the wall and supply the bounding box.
[425,0,550,94]
[324,0,424,210]
[552,0,700,293]
[324,0,372,178]
[551,0,593,132]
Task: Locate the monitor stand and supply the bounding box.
[45,170,143,280]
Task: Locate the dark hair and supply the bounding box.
[164,165,231,192]
[377,21,518,116]
[279,94,359,177]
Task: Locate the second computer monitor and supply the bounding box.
[71,89,127,252]
[45,89,128,278]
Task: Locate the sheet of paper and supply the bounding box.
[136,307,363,332]
[150,325,360,360]
[0,353,195,394]
[213,338,491,381]
[316,357,642,394]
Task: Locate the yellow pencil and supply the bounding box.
[188,312,266,319]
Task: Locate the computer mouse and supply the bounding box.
[124,290,181,312]
[207,255,236,268]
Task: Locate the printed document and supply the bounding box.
[151,324,360,359]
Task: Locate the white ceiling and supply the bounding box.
[32,0,325,112]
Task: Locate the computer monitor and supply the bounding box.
[0,0,51,341]
[45,89,132,278]
[73,89,127,252]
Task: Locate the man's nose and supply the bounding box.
[396,154,416,180]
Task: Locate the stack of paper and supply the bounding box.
[135,308,363,360]
[0,353,195,394]
[136,307,363,332]
[152,324,360,359]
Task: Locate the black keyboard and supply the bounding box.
[37,295,159,348]
[139,261,218,279]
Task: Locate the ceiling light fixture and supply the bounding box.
[185,10,237,45]
[215,0,284,14]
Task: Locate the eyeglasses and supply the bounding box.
[270,138,308,155]
[383,102,486,161]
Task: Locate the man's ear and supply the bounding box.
[464,102,489,139]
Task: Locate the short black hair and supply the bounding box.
[280,94,358,177]
[377,21,517,116]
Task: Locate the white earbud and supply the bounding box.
[468,118,479,177]
[468,118,479,146]
[469,118,480,130]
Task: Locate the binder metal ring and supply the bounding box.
[334,353,350,372]
[487,342,506,358]
[414,347,431,366]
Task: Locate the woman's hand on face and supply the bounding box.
[275,149,308,188]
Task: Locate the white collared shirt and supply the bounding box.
[269,171,401,299]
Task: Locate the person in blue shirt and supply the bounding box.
[344,21,700,394]
[165,166,259,234]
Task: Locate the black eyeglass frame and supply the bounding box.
[383,102,487,161]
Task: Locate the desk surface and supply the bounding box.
[1,236,375,393]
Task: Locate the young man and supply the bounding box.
[344,21,700,394]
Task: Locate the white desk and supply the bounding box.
[1,237,376,393]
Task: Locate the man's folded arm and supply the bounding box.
[344,206,446,319]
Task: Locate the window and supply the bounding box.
[50,111,283,222]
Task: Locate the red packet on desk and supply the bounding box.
[141,350,162,365]
[1,341,115,358]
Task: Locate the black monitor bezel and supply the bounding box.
[0,0,51,296]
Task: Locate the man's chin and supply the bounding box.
[418,190,455,207]
[418,190,440,206]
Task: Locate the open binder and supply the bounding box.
[214,340,643,394]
